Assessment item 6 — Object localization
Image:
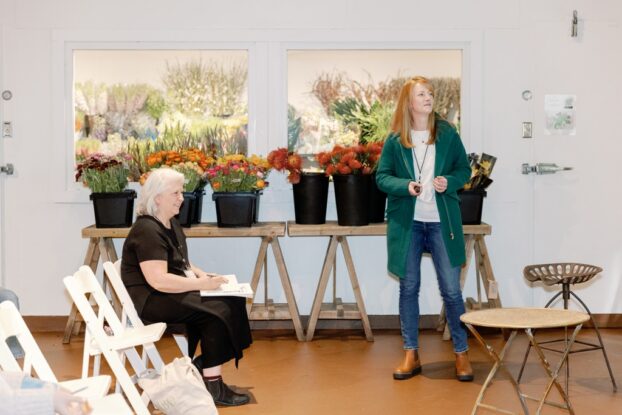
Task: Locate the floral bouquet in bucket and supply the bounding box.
[316,142,383,176]
[75,153,131,193]
[75,153,136,227]
[206,154,271,227]
[205,154,270,192]
[267,147,303,184]
[143,148,215,227]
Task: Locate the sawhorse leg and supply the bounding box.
[63,237,100,343]
[247,236,305,341]
[306,236,373,341]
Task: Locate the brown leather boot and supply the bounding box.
[455,351,474,382]
[393,349,422,380]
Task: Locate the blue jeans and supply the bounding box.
[400,221,468,353]
[0,288,25,358]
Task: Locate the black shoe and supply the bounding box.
[205,377,250,407]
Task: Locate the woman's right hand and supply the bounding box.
[198,275,228,290]
[408,181,422,196]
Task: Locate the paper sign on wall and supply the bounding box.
[544,95,576,135]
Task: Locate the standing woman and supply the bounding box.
[376,76,473,382]
[121,168,252,406]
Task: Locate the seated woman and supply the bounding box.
[121,168,252,407]
[0,371,91,415]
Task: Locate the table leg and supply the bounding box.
[247,237,270,315]
[339,236,373,341]
[475,236,501,308]
[306,236,339,341]
[465,325,529,415]
[98,238,122,316]
[63,238,100,344]
[525,325,582,415]
[270,238,305,341]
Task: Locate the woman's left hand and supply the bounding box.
[433,176,448,193]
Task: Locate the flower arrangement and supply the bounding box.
[75,153,130,193]
[267,147,303,184]
[171,162,206,192]
[142,148,214,188]
[206,154,270,192]
[317,142,383,176]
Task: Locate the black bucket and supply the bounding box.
[90,190,136,228]
[212,192,259,227]
[176,191,198,228]
[458,189,487,225]
[333,174,371,226]
[368,172,387,223]
[293,172,329,224]
[192,189,205,224]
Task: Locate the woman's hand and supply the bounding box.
[408,181,422,196]
[433,176,448,193]
[198,275,228,291]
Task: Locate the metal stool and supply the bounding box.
[518,263,617,392]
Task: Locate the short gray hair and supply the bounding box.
[136,168,184,217]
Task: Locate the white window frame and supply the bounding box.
[51,29,482,203]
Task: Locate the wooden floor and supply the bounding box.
[36,328,621,414]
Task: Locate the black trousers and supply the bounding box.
[141,291,239,368]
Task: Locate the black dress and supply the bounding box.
[121,215,252,368]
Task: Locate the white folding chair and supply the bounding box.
[64,266,166,415]
[90,393,134,415]
[0,300,111,400]
[103,260,189,357]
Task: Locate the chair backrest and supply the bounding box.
[103,260,143,330]
[63,266,154,415]
[104,260,188,357]
[0,300,58,382]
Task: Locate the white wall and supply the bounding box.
[1,0,620,317]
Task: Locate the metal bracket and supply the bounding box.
[0,163,14,175]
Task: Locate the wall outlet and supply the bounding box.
[2,122,12,138]
[522,122,532,138]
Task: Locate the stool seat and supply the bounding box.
[523,263,601,286]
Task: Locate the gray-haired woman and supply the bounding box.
[121,168,252,406]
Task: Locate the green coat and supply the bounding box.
[376,119,471,278]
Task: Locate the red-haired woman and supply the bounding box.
[376,76,473,382]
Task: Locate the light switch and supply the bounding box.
[2,122,12,138]
[522,122,532,138]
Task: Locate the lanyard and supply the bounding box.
[411,144,429,183]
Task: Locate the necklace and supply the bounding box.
[411,144,429,183]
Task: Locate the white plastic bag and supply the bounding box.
[138,356,217,415]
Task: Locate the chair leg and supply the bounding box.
[544,290,563,308]
[517,337,532,384]
[519,290,563,384]
[569,291,618,392]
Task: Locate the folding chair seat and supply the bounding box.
[63,266,167,415]
[0,300,111,400]
[103,260,189,357]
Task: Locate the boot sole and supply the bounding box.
[393,366,422,380]
[456,374,474,382]
[214,396,251,407]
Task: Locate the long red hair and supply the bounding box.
[391,76,436,148]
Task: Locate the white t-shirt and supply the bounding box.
[411,130,440,222]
